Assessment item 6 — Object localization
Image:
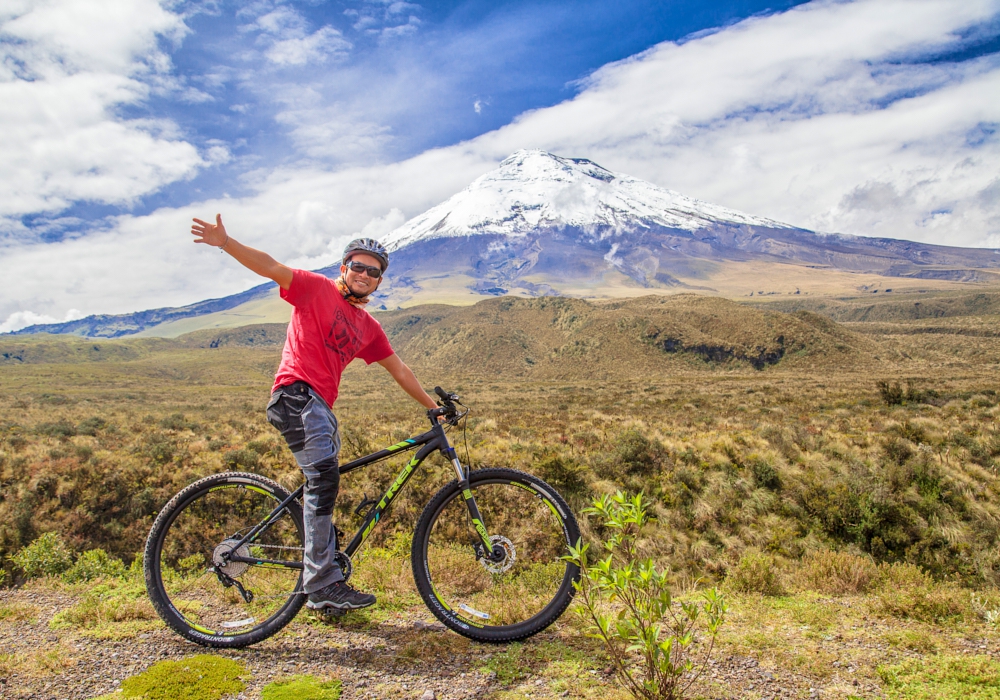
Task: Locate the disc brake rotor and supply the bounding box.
[479,535,516,574]
[213,539,250,578]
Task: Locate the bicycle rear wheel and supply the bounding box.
[144,472,305,648]
[411,468,580,643]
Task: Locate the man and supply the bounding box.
[190,214,439,611]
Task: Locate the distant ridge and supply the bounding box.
[11,281,275,338]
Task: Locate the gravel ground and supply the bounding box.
[1,586,973,700]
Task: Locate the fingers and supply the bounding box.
[216,213,223,226]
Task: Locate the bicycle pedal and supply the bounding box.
[313,607,348,622]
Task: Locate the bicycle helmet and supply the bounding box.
[343,238,389,272]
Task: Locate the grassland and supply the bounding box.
[4,290,1000,698]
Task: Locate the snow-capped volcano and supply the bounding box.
[382,150,792,250]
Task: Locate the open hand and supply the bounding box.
[191,214,227,248]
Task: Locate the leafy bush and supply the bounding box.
[878,380,905,406]
[63,548,127,583]
[36,420,76,438]
[11,532,74,579]
[223,448,260,470]
[77,416,106,436]
[566,491,727,700]
[613,430,663,476]
[748,454,781,490]
[159,413,196,431]
[536,454,588,494]
[725,548,784,596]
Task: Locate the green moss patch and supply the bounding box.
[117,655,245,700]
[261,675,342,700]
[879,655,1000,699]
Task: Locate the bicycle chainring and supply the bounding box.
[478,535,516,575]
[333,550,352,581]
[213,539,250,578]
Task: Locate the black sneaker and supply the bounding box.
[306,581,376,610]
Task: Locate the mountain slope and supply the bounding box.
[11,150,1000,338]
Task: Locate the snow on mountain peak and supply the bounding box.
[381,149,794,251]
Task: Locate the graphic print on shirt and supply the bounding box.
[325,308,363,363]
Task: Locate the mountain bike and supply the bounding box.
[144,388,580,648]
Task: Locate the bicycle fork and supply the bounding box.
[443,445,505,563]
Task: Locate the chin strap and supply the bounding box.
[334,276,370,307]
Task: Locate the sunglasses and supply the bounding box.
[344,260,383,278]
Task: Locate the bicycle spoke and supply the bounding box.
[147,474,304,643]
[421,475,576,631]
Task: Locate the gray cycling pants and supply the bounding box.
[266,383,344,593]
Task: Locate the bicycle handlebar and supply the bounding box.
[428,386,463,425]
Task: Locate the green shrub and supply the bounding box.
[77,416,106,436]
[262,675,342,700]
[725,548,784,596]
[11,532,74,578]
[63,549,127,583]
[36,420,76,438]
[748,454,781,490]
[536,455,588,494]
[877,380,905,406]
[613,429,662,476]
[566,491,727,700]
[0,568,6,587]
[223,448,260,470]
[159,413,196,431]
[119,655,245,700]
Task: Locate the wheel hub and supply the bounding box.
[478,535,516,574]
[213,539,250,578]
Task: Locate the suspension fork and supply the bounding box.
[436,427,501,560]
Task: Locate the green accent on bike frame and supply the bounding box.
[360,455,420,545]
[387,439,416,452]
[471,518,491,547]
[462,489,473,499]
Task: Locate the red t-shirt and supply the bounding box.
[272,269,394,407]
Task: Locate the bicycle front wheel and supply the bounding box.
[411,468,580,643]
[144,472,305,648]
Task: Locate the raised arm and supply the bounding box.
[376,353,437,410]
[191,214,293,290]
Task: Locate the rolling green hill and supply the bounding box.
[0,295,870,376]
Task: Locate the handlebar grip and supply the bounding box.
[434,386,451,402]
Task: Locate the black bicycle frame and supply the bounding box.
[225,419,496,570]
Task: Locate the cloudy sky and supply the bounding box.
[2,0,999,331]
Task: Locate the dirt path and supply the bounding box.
[0,586,960,700]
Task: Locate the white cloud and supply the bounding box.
[0,0,206,226]
[243,5,352,66]
[0,308,82,334]
[3,0,1000,330]
[266,26,352,65]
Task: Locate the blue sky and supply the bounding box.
[1,0,999,330]
[57,0,809,224]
